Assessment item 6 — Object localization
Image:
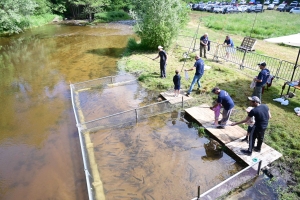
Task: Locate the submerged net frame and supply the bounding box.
[70,74,263,200]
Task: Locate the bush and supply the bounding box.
[94,10,131,22]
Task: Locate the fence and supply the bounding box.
[191,160,262,200]
[176,35,300,82]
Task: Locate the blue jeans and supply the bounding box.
[187,74,202,94]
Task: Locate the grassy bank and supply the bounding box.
[120,12,300,199]
[197,10,300,39]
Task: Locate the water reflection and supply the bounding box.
[0,24,133,199]
[202,139,223,161]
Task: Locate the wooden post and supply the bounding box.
[197,185,200,199]
[257,160,262,175]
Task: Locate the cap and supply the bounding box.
[258,62,266,67]
[248,96,261,103]
[211,87,220,93]
[245,107,253,112]
[158,45,163,49]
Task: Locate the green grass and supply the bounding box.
[121,11,300,198]
[94,10,132,23]
[198,11,300,39]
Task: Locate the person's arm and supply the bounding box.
[210,102,221,110]
[184,66,194,71]
[231,116,251,126]
[268,110,272,119]
[153,53,159,60]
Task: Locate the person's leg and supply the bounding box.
[200,45,203,57]
[160,63,163,77]
[252,86,262,100]
[248,126,257,152]
[204,46,207,58]
[255,129,266,151]
[220,108,233,125]
[187,75,199,94]
[196,76,202,88]
[162,63,167,78]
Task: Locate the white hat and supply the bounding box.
[158,45,163,49]
[245,107,253,112]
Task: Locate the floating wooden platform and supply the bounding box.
[185,104,282,169]
[160,90,192,104]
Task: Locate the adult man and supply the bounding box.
[210,87,235,129]
[223,35,234,60]
[252,62,270,101]
[231,96,271,156]
[153,45,168,78]
[184,55,204,97]
[200,33,209,58]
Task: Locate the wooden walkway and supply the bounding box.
[185,104,282,169]
[160,90,192,104]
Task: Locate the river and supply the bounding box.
[0,23,133,200]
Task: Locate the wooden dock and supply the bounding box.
[160,90,192,104]
[185,104,282,169]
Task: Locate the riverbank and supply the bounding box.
[120,12,300,199]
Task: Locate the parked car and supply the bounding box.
[284,3,299,12]
[227,5,240,13]
[249,0,256,4]
[254,4,264,12]
[238,5,249,11]
[273,0,280,5]
[290,6,300,13]
[264,0,270,5]
[239,0,247,5]
[276,3,287,11]
[267,3,275,9]
[247,5,257,12]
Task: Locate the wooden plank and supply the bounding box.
[160,90,192,104]
[185,105,246,144]
[185,104,282,168]
[227,139,282,169]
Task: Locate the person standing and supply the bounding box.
[200,33,209,58]
[223,35,234,60]
[153,45,168,78]
[252,62,270,101]
[231,96,271,156]
[184,55,204,97]
[210,87,235,129]
[173,70,181,97]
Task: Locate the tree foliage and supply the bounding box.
[71,0,110,22]
[0,0,38,34]
[130,0,189,49]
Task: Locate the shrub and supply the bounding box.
[94,10,131,22]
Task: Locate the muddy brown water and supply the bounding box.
[0,23,134,200]
[0,23,248,200]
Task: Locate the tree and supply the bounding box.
[70,0,110,22]
[130,0,189,49]
[0,0,37,34]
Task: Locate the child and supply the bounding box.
[211,99,221,126]
[173,70,181,97]
[241,107,255,143]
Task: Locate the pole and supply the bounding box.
[197,185,200,199]
[135,109,138,123]
[257,160,262,175]
[249,12,258,38]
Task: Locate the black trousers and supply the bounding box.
[160,62,166,77]
[248,125,266,152]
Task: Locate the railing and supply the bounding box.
[191,159,262,200]
[176,36,300,82]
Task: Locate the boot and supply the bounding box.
[241,136,248,143]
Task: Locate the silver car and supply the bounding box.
[290,7,300,14]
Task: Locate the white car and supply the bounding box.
[238,5,248,12]
[267,3,275,9]
[290,7,300,13]
[273,0,280,5]
[264,0,270,5]
[239,0,247,5]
